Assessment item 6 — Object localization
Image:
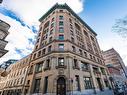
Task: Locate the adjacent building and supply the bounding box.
[1,55,30,95]
[0,59,18,70]
[102,48,127,93]
[102,48,127,78]
[22,3,112,95]
[0,20,10,58]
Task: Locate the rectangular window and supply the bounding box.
[29,65,33,74]
[75,75,81,91]
[79,49,83,55]
[49,37,52,42]
[71,37,74,43]
[59,15,63,20]
[43,77,48,94]
[59,10,63,12]
[42,48,46,55]
[84,52,87,57]
[59,21,64,26]
[33,53,36,59]
[84,77,92,89]
[74,59,78,67]
[69,18,72,23]
[46,59,50,68]
[59,35,64,40]
[48,45,52,52]
[72,46,76,52]
[27,80,30,85]
[104,80,109,87]
[59,27,64,32]
[38,51,41,57]
[52,17,54,22]
[35,62,43,73]
[58,58,64,66]
[50,29,53,35]
[51,23,54,28]
[34,78,41,93]
[81,62,89,71]
[58,44,64,51]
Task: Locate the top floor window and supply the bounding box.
[84,30,88,37]
[59,10,63,12]
[75,23,81,31]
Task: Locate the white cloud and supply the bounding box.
[98,32,127,66]
[0,13,36,64]
[2,0,84,25]
[0,0,84,64]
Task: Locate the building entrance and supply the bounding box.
[57,77,66,95]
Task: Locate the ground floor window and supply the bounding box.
[33,78,41,93]
[43,76,48,94]
[83,77,93,89]
[75,75,81,91]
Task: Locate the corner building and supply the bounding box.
[24,4,112,95]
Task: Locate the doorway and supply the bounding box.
[57,77,66,95]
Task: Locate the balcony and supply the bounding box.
[0,39,8,49]
[0,20,10,30]
[0,49,8,57]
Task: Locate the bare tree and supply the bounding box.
[112,16,127,38]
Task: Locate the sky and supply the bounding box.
[0,0,127,65]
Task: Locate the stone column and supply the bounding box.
[89,64,97,93]
[98,67,106,89]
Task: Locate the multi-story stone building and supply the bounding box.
[102,48,127,78]
[1,55,30,95]
[103,48,127,94]
[108,64,127,93]
[0,59,18,70]
[23,3,112,95]
[0,20,10,58]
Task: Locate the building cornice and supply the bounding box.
[39,3,97,36]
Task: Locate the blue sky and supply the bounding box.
[0,0,127,65]
[79,0,127,65]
